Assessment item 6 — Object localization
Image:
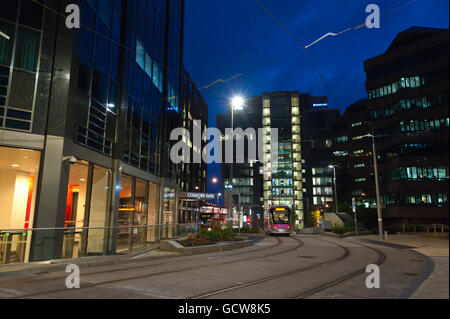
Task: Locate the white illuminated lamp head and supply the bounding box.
[231,96,244,110]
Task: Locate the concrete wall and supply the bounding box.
[324,212,345,229]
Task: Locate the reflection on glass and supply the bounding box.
[132,179,147,249]
[63,161,89,259]
[86,165,111,255]
[117,174,133,253]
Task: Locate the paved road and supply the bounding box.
[0,235,438,299]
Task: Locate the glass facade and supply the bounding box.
[0,145,40,263]
[0,0,44,132]
[0,0,208,265]
[63,161,112,258]
[117,174,159,254]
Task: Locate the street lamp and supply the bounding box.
[227,96,245,227]
[329,165,338,215]
[355,121,384,240]
[217,192,222,205]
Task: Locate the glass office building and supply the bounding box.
[364,27,448,227]
[0,0,206,264]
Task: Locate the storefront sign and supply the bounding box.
[185,192,215,199]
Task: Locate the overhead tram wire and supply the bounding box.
[254,0,424,113]
[29,0,242,93]
[254,0,343,111]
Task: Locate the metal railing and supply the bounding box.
[398,223,449,235]
[0,223,200,265]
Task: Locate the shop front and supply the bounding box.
[62,161,113,258]
[117,174,160,254]
[0,146,41,264]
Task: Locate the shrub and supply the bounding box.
[331,224,368,234]
[234,227,260,233]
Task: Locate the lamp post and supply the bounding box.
[357,122,384,240]
[227,96,245,228]
[329,165,338,215]
[217,193,221,205]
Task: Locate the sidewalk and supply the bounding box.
[358,234,449,299]
[0,244,160,279]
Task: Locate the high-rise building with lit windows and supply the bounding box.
[261,91,304,229]
[331,27,449,228]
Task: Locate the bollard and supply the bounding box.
[384,230,388,241]
[414,225,416,234]
[402,223,405,234]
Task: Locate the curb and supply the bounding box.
[351,237,436,299]
[393,249,435,299]
[0,247,159,279]
[160,240,254,255]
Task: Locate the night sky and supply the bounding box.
[182,0,449,198]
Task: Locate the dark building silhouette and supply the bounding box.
[331,27,448,229]
[331,99,375,210]
[300,95,339,218]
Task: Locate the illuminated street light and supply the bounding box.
[231,96,244,110]
[212,177,218,184]
[217,192,222,205]
[227,96,245,227]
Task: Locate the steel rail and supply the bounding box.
[189,236,349,299]
[5,236,301,298]
[292,239,386,299]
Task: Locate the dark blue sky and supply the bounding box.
[182,0,449,198]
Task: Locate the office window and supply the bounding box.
[136,39,145,69]
[0,21,14,66]
[14,27,40,72]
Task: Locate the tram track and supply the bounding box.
[5,235,303,298]
[189,236,387,299]
[0,236,280,288]
[190,236,351,299]
[291,239,386,299]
